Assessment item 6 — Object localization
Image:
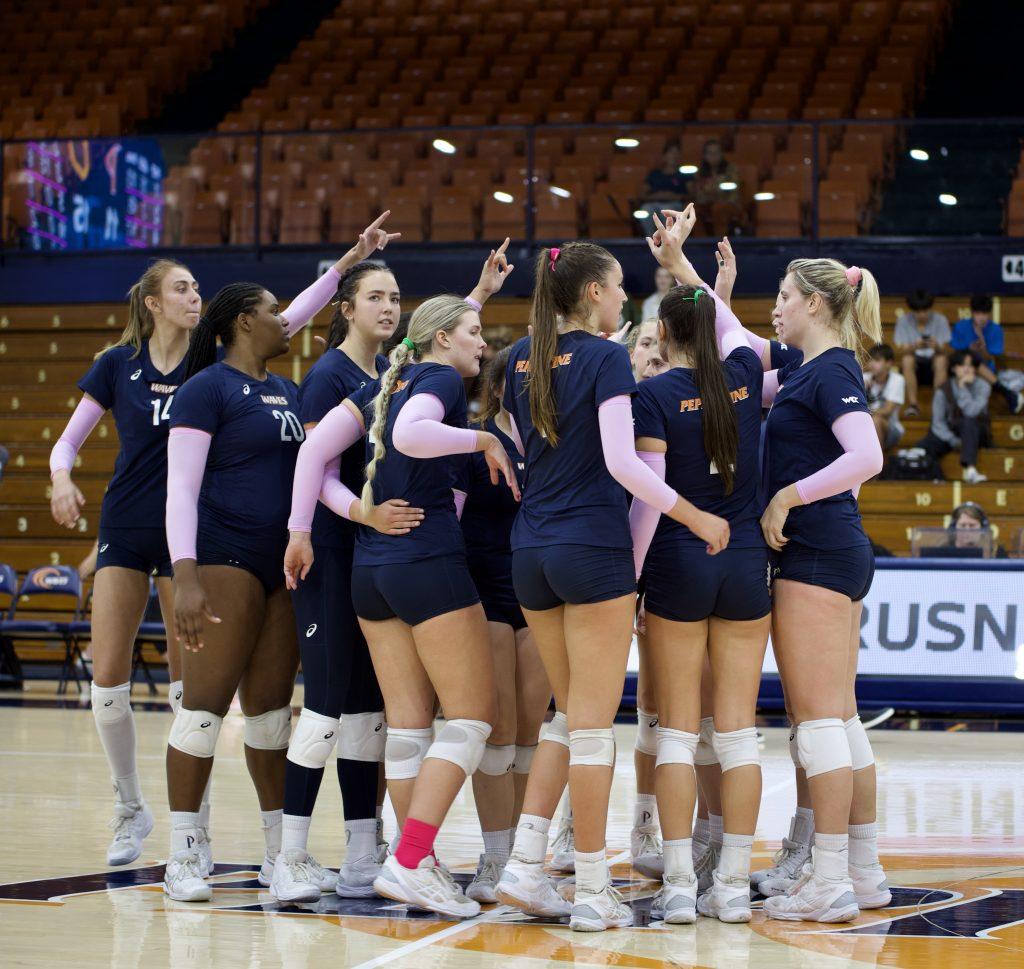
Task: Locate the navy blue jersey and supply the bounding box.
[764,348,870,549]
[349,362,469,566]
[298,350,389,549]
[460,418,526,557]
[770,340,803,370]
[503,330,636,551]
[633,345,765,550]
[170,363,303,545]
[77,342,186,529]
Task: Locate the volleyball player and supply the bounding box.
[632,210,769,923]
[285,295,519,918]
[457,347,550,903]
[493,242,729,932]
[48,260,200,867]
[753,258,886,922]
[275,243,516,902]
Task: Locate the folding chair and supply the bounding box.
[0,565,24,688]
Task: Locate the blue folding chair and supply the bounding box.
[133,580,166,696]
[0,564,24,688]
[5,565,88,694]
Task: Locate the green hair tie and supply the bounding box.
[401,337,416,352]
[689,288,705,302]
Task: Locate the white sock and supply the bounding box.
[709,813,723,848]
[91,683,142,805]
[281,813,311,854]
[574,848,608,894]
[170,811,202,855]
[633,792,658,830]
[346,818,378,861]
[664,838,695,881]
[261,809,283,858]
[483,828,512,862]
[813,832,849,881]
[793,806,815,845]
[693,816,711,851]
[512,814,551,864]
[848,822,879,867]
[718,833,754,880]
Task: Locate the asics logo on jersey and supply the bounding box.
[99,543,109,552]
[842,395,860,404]
[243,385,251,395]
[306,623,317,637]
[515,352,573,373]
[130,369,142,380]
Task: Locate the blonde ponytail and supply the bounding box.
[852,266,882,351]
[359,294,475,518]
[97,259,190,359]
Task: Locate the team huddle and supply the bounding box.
[49,204,890,932]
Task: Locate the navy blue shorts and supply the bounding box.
[351,554,481,627]
[198,532,286,596]
[96,525,173,577]
[771,543,875,601]
[468,553,527,631]
[644,544,771,623]
[511,544,636,612]
[291,542,383,717]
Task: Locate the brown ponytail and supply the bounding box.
[475,345,513,427]
[526,241,616,446]
[659,286,739,494]
[98,259,190,359]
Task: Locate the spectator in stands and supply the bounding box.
[895,289,950,417]
[914,350,991,484]
[641,267,674,322]
[642,142,692,203]
[950,294,1024,413]
[692,140,745,236]
[949,501,1009,558]
[863,344,905,449]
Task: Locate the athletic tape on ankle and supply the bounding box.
[384,726,434,780]
[788,725,801,768]
[542,711,569,747]
[286,708,340,769]
[424,718,492,775]
[168,707,222,758]
[694,716,719,765]
[91,682,131,724]
[512,743,537,774]
[339,711,386,762]
[478,742,516,776]
[168,680,183,716]
[796,718,852,778]
[844,715,875,771]
[712,727,760,772]
[244,706,292,750]
[656,726,699,767]
[569,727,615,768]
[636,708,659,756]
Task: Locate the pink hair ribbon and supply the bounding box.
[549,247,561,270]
[845,265,863,288]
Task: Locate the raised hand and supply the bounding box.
[349,210,402,264]
[469,237,516,305]
[714,236,738,306]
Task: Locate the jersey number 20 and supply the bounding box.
[273,410,306,442]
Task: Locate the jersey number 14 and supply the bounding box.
[150,396,173,425]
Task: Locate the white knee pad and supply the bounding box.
[788,724,801,768]
[91,683,131,724]
[569,728,616,768]
[244,706,292,750]
[425,718,492,776]
[844,715,875,771]
[542,711,569,748]
[168,680,183,716]
[168,707,223,758]
[712,727,760,773]
[384,726,434,780]
[636,708,659,756]
[694,716,719,765]
[512,743,537,774]
[286,708,340,769]
[796,718,852,778]
[656,726,699,767]
[478,743,516,776]
[339,711,387,762]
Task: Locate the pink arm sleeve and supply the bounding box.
[166,428,212,563]
[453,489,467,519]
[762,369,780,407]
[598,396,677,514]
[317,455,361,522]
[629,451,666,579]
[288,404,364,531]
[795,411,883,505]
[507,412,525,455]
[49,397,105,477]
[281,267,341,336]
[392,393,478,458]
